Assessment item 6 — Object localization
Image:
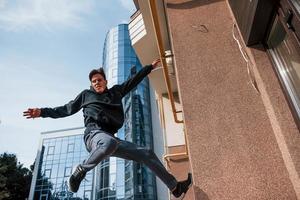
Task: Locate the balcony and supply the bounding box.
[128,0,178,95]
[129,10,146,45]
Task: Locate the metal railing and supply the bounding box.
[149,0,183,124]
[148,0,189,161]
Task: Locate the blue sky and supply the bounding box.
[0,0,136,168]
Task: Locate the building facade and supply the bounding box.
[95,24,158,200]
[28,127,95,200]
[129,0,300,199]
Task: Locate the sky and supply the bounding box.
[0,0,136,168]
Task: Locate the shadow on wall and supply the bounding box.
[167,0,224,9]
[250,43,268,52]
[194,186,210,200]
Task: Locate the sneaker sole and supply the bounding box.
[67,177,73,192]
[173,173,193,200]
[68,165,79,193]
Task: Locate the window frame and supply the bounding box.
[39,194,48,200]
[47,146,55,155]
[266,0,300,128]
[64,167,72,177]
[67,143,74,153]
[44,169,52,178]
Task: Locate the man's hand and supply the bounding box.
[23,108,41,119]
[151,58,161,69]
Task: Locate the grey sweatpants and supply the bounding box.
[81,129,178,190]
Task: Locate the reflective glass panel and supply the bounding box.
[268,16,300,116]
[33,133,94,200]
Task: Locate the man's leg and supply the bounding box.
[81,130,119,171]
[69,130,119,192]
[111,138,178,191]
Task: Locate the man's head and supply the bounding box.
[89,68,107,94]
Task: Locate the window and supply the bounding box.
[44,169,51,178]
[84,190,92,200]
[64,167,72,177]
[67,143,74,153]
[267,1,300,124]
[40,194,48,200]
[47,146,54,155]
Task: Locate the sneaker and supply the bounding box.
[68,164,87,193]
[172,173,193,199]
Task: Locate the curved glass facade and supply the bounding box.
[99,24,157,200]
[31,131,94,200]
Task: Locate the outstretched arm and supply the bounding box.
[23,91,84,119]
[118,59,160,97]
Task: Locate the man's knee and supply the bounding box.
[94,136,119,154]
[142,148,155,159]
[104,137,119,153]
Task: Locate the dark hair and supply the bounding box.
[89,68,106,81]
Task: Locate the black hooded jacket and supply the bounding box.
[40,64,154,135]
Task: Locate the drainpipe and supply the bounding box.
[149,0,189,162]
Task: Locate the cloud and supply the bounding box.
[118,0,136,13]
[0,0,94,31]
[0,0,6,9]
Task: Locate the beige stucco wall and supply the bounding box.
[165,0,300,199]
[160,95,185,147]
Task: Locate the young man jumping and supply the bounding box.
[23,59,192,199]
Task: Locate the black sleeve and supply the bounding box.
[40,91,85,119]
[117,65,153,97]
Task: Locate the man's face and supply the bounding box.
[91,73,107,94]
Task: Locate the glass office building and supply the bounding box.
[29,127,95,200]
[97,24,157,199]
[29,24,158,200]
